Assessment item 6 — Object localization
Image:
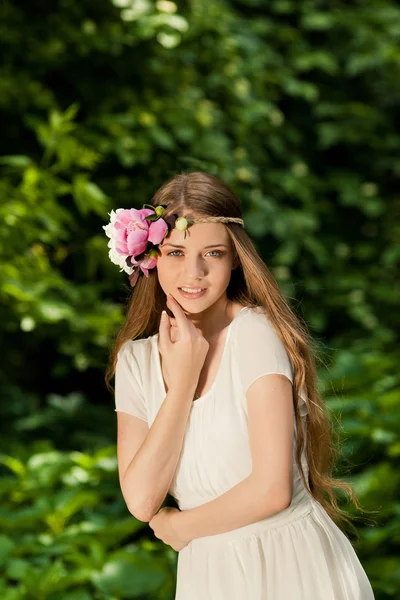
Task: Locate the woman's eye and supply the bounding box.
[167,250,224,258]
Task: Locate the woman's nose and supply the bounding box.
[183,257,207,279]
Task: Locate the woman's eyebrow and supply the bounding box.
[161,243,228,249]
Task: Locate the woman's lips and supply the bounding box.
[178,288,208,299]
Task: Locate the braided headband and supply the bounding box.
[103,203,244,287]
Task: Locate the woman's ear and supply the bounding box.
[232,255,240,269]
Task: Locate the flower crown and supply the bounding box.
[103,203,244,287]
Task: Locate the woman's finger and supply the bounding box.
[158,310,171,348]
[166,294,190,336]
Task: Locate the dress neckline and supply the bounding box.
[153,306,251,407]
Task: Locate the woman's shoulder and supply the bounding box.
[118,335,155,362]
[117,336,156,390]
[238,304,272,326]
[234,305,286,348]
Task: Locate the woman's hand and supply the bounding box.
[158,293,209,392]
[148,507,191,552]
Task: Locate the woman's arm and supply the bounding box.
[119,382,196,522]
[170,474,289,540]
[169,374,294,540]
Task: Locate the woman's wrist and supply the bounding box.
[169,380,198,398]
[170,508,191,543]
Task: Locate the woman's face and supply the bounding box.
[157,222,237,314]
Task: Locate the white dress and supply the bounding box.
[115,306,375,600]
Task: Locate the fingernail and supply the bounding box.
[161,310,167,319]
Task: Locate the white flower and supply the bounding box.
[103,209,135,275]
[175,216,188,230]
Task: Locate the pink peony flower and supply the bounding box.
[140,250,159,274]
[103,205,169,284]
[148,217,168,245]
[113,208,155,258]
[128,248,159,287]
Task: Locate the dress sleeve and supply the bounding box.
[234,310,308,416]
[114,341,148,422]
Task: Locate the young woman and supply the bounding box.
[105,172,375,599]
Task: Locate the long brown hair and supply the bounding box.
[105,171,377,542]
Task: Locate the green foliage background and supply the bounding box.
[0,0,399,597]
